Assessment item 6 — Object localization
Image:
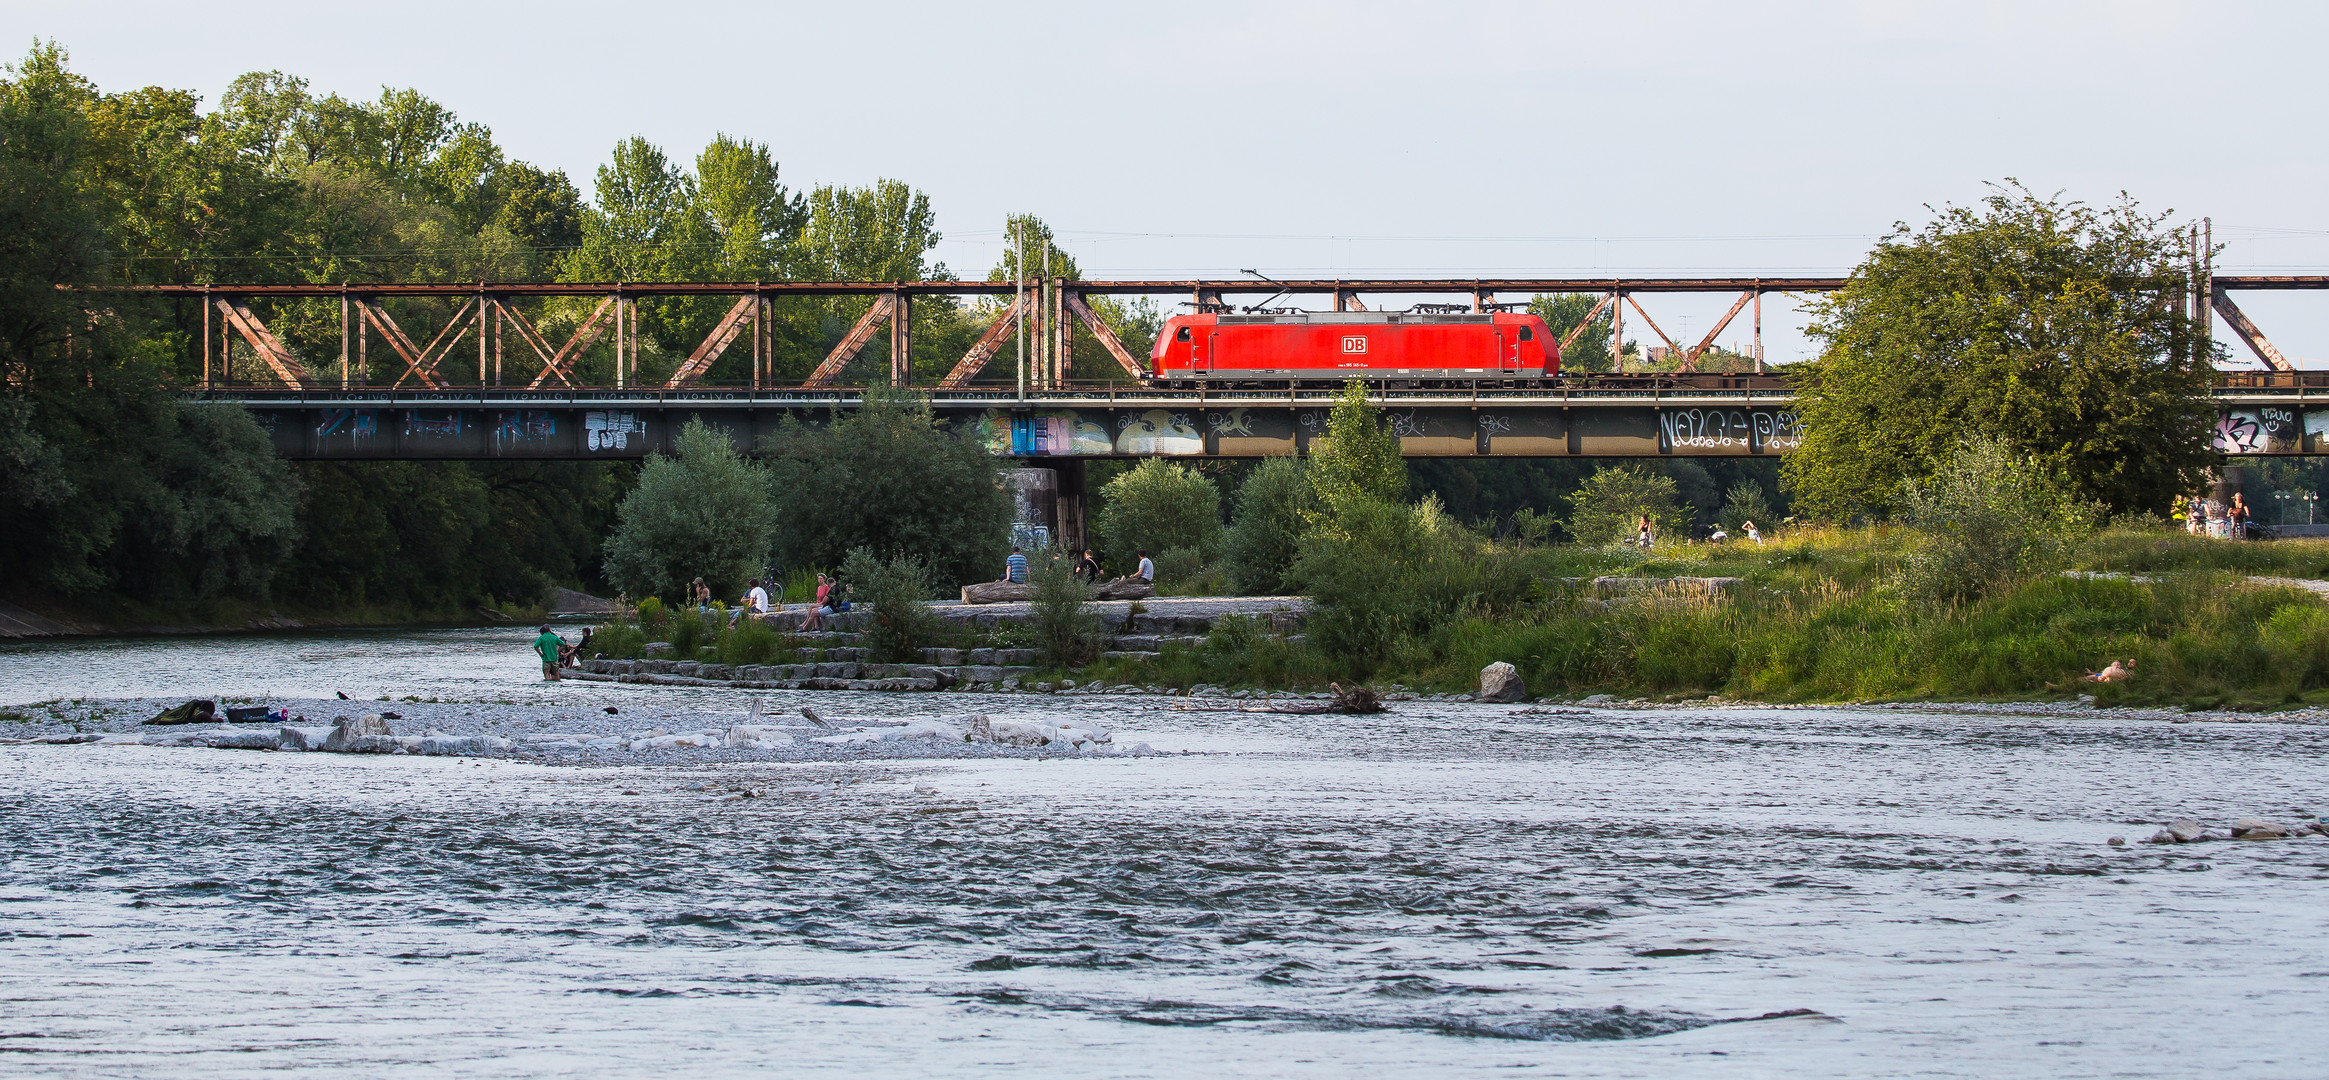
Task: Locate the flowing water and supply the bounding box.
[3,628,2326,1077]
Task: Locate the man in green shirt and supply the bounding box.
[534,625,565,681]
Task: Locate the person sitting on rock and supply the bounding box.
[803,573,833,632]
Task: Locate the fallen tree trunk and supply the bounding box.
[959,577,1154,604]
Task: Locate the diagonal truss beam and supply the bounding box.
[802,295,896,387]
[1556,292,1618,356]
[211,297,309,387]
[941,294,1030,387]
[664,295,758,388]
[1678,290,1756,372]
[1063,292,1148,381]
[1624,294,1680,355]
[356,296,474,390]
[2212,290,2294,371]
[516,297,616,390]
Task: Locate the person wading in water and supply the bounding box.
[533,625,565,681]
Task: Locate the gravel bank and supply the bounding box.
[0,695,1166,766]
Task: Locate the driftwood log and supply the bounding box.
[960,577,1155,604]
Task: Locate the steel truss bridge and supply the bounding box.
[82,274,2329,460]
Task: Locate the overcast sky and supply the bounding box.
[14,0,2329,363]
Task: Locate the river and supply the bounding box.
[2,627,2324,1077]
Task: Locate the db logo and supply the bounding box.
[1340,336,1368,354]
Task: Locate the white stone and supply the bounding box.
[985,720,1058,746]
[724,725,794,750]
[882,719,966,742]
[416,734,512,756]
[322,714,393,752]
[1479,662,1526,703]
[276,726,334,751]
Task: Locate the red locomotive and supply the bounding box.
[1148,310,1559,388]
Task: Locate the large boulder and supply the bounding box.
[416,733,513,756]
[322,714,394,752]
[1479,662,1527,703]
[277,726,335,751]
[2231,818,2289,840]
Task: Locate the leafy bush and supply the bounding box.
[839,546,944,663]
[1226,456,1319,594]
[1153,546,1213,593]
[1307,380,1407,515]
[1896,436,2099,604]
[717,615,790,666]
[1719,479,1776,535]
[668,606,714,657]
[764,389,1012,591]
[1289,498,1536,676]
[587,622,645,659]
[1564,464,1689,547]
[1094,458,1224,570]
[1028,551,1104,667]
[602,420,777,601]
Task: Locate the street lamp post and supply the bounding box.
[2273,490,2320,526]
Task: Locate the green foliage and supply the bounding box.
[602,420,776,602]
[839,545,943,663]
[1510,507,1558,545]
[587,622,645,659]
[280,459,623,616]
[1307,380,1408,517]
[1564,464,1689,547]
[1527,293,1614,372]
[1027,550,1104,668]
[1288,499,1536,676]
[1225,456,1319,595]
[717,613,788,666]
[764,389,1011,590]
[1719,479,1775,535]
[1784,183,2216,519]
[667,605,717,657]
[1152,546,1228,596]
[1094,458,1224,570]
[1896,436,2099,604]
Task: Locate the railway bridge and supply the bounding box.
[84,272,2329,461]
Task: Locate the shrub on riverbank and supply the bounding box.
[841,546,944,663]
[1072,523,2329,709]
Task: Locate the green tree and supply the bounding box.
[1528,293,1616,373]
[1094,457,1224,570]
[567,136,690,283]
[601,420,776,600]
[1896,435,2099,604]
[1718,478,1775,535]
[796,178,941,281]
[1783,183,2216,519]
[1307,380,1407,518]
[838,545,944,662]
[1026,549,1103,667]
[1224,456,1319,595]
[1564,464,1688,546]
[1287,498,1533,676]
[692,133,803,279]
[762,388,1011,589]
